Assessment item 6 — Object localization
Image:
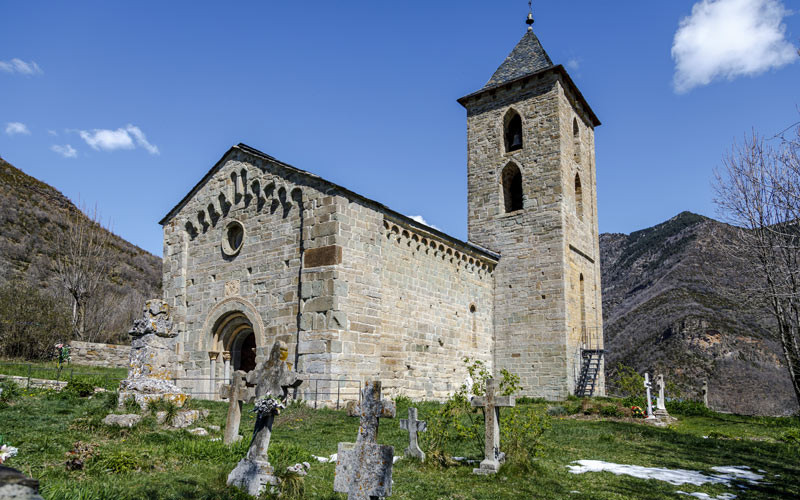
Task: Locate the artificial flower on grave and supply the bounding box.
[0,444,18,464]
[631,406,645,419]
[252,395,286,416]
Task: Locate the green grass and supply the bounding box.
[0,390,798,499]
[0,358,127,390]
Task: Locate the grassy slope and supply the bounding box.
[1,392,798,500]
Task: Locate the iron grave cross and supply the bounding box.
[334,380,396,500]
[471,377,515,474]
[399,407,427,462]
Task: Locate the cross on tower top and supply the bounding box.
[526,1,534,31]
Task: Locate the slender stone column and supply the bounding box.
[209,351,220,398]
[223,351,231,383]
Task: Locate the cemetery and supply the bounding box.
[1,334,799,499]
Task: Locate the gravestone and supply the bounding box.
[471,378,515,475]
[227,341,302,497]
[654,374,671,419]
[643,373,654,419]
[399,407,427,461]
[118,300,187,409]
[0,466,44,500]
[334,380,396,500]
[221,370,252,444]
[653,374,674,422]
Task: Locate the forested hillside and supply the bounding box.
[0,156,162,345]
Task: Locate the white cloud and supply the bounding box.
[51,144,77,158]
[566,58,580,71]
[5,122,30,135]
[0,58,43,76]
[47,129,58,137]
[408,215,440,231]
[78,124,159,155]
[672,0,797,93]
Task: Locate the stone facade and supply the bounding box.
[159,28,604,403]
[70,341,129,368]
[459,67,604,400]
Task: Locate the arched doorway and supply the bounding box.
[212,311,259,376]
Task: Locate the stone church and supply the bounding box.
[159,25,604,403]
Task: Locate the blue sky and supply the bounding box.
[1,1,798,257]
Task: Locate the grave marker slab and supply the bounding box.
[334,380,396,500]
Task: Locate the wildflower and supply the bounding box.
[0,444,18,464]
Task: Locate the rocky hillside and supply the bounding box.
[0,156,161,342]
[600,212,798,416]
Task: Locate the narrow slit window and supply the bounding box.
[575,174,583,220]
[504,110,523,153]
[502,163,523,212]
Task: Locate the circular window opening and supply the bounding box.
[222,221,245,256]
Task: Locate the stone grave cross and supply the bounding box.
[644,373,654,418]
[471,378,515,474]
[227,340,302,497]
[334,380,396,500]
[399,407,427,461]
[656,374,666,411]
[220,370,253,445]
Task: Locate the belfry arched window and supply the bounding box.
[575,174,583,220]
[573,117,582,162]
[504,109,523,153]
[502,163,523,213]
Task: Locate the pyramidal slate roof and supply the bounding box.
[483,30,554,90]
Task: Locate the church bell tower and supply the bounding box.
[458,16,604,399]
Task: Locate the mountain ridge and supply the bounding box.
[600,211,798,416]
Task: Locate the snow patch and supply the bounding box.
[567,461,763,487]
[676,492,736,499]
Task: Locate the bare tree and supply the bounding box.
[713,120,800,406]
[52,203,112,340]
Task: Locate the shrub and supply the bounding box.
[547,405,568,417]
[0,379,21,403]
[666,400,713,417]
[422,357,548,468]
[63,378,95,397]
[500,405,550,472]
[610,363,644,398]
[0,280,72,360]
[599,404,623,418]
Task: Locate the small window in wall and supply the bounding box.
[504,110,523,153]
[575,174,583,220]
[222,220,245,256]
[502,163,524,213]
[573,117,582,163]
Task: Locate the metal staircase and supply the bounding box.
[575,348,604,397]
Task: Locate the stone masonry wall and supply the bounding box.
[559,86,605,395]
[162,146,497,403]
[463,70,604,399]
[70,341,130,368]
